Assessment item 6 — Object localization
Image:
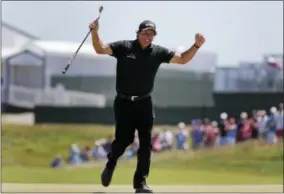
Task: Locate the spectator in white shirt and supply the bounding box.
[178,122,189,137]
[93,140,107,160]
[160,128,173,151]
[257,110,269,140]
[177,122,189,149]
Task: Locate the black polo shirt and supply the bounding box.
[218,120,227,137]
[108,39,175,96]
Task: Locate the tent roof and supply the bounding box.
[2,47,22,60]
[25,40,103,58]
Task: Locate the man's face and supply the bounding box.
[138,29,155,47]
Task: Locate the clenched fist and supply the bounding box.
[195,33,206,47]
[89,19,99,31]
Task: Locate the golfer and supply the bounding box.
[89,19,205,193]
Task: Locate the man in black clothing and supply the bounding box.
[89,19,205,193]
[218,112,228,146]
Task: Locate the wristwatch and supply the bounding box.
[194,44,200,49]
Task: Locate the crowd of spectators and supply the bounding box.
[51,103,283,168]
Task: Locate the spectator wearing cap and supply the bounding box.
[257,110,269,141]
[218,112,229,146]
[237,112,251,142]
[190,120,204,150]
[93,140,108,160]
[266,107,278,144]
[160,128,174,151]
[226,117,238,145]
[177,122,189,149]
[211,121,220,146]
[175,122,189,149]
[68,144,82,165]
[178,122,189,138]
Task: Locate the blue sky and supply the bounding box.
[2,1,283,66]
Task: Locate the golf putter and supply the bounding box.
[62,6,104,74]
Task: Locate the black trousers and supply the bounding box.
[106,95,154,187]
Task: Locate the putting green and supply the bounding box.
[2,124,283,186]
[2,166,282,185]
[2,183,283,193]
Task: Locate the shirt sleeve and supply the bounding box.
[108,40,126,59]
[158,46,176,64]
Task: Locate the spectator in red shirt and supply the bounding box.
[211,121,220,146]
[152,129,162,152]
[237,112,248,142]
[203,119,215,148]
[240,112,252,141]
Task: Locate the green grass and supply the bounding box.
[2,124,113,167]
[152,143,283,176]
[2,124,283,184]
[2,166,282,185]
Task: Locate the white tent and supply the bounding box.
[3,40,112,108]
[1,47,22,81]
[2,48,22,60]
[1,23,107,108]
[7,50,45,88]
[1,21,39,105]
[1,22,39,79]
[6,40,117,89]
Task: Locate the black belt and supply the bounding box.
[117,93,151,101]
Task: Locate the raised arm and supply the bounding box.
[91,31,113,55]
[89,19,112,55]
[170,33,206,65]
